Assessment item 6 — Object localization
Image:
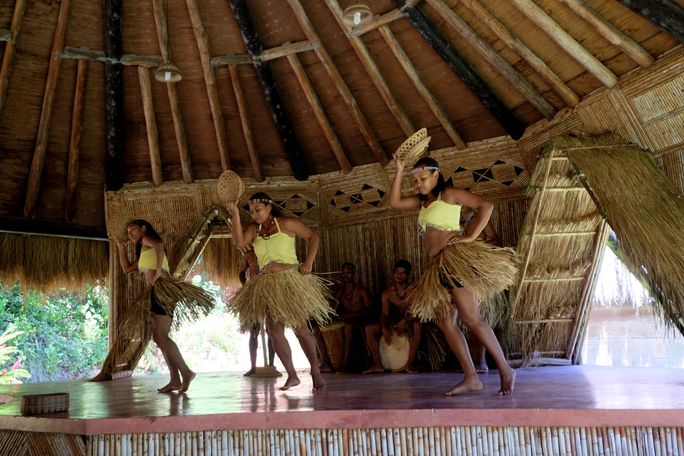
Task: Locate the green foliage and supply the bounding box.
[0,325,31,384]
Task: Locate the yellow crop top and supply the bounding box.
[252,218,298,269]
[418,193,462,234]
[138,248,170,272]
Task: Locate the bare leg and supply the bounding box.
[471,339,489,374]
[453,288,515,395]
[244,327,259,376]
[152,315,195,393]
[266,316,300,390]
[437,305,483,396]
[293,322,326,390]
[313,327,334,373]
[362,324,384,374]
[267,334,276,366]
[404,321,422,373]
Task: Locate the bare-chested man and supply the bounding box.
[363,260,422,374]
[334,262,374,371]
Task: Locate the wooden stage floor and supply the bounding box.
[1,365,683,435]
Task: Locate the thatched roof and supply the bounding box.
[0,0,681,239]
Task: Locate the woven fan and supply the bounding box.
[394,128,431,163]
[217,170,245,202]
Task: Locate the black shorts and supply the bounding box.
[150,288,171,316]
[439,271,463,290]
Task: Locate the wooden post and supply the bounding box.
[0,0,28,114]
[228,65,265,181]
[425,0,556,119]
[138,67,163,186]
[227,0,310,180]
[65,59,88,221]
[103,0,124,192]
[24,0,71,218]
[287,54,352,172]
[395,0,525,140]
[617,0,684,43]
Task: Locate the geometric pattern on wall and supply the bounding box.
[444,160,528,192]
[328,183,386,214]
[241,192,318,219]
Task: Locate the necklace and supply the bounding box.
[393,285,408,301]
[259,217,275,240]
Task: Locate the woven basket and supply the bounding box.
[394,128,431,163]
[217,170,245,202]
[21,393,70,415]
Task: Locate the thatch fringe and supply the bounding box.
[0,233,108,292]
[202,238,243,288]
[568,144,684,334]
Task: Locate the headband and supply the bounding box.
[249,198,273,204]
[410,165,440,174]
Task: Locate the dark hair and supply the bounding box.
[127,219,162,258]
[412,157,447,201]
[393,259,412,273]
[248,192,282,216]
[341,262,357,272]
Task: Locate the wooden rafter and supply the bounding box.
[65,59,88,221]
[228,65,264,181]
[396,0,525,139]
[260,40,319,62]
[23,0,71,218]
[0,0,27,115]
[286,0,388,165]
[62,47,164,67]
[559,0,654,68]
[509,0,618,87]
[185,0,230,171]
[426,0,556,119]
[138,67,163,186]
[325,0,415,138]
[459,0,580,107]
[103,0,124,192]
[617,0,684,43]
[378,25,465,148]
[152,0,193,183]
[287,54,352,173]
[227,0,310,181]
[348,8,403,37]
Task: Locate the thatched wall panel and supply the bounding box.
[660,149,684,195]
[514,281,583,321]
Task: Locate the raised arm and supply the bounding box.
[226,201,256,250]
[114,238,138,273]
[280,217,319,275]
[389,154,420,210]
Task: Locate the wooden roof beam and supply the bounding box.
[287,54,352,172]
[286,0,388,165]
[509,0,618,87]
[260,40,318,62]
[65,59,88,221]
[103,0,124,192]
[228,65,265,181]
[24,0,71,218]
[152,0,193,183]
[395,0,525,139]
[426,0,556,119]
[617,0,684,43]
[560,0,654,68]
[348,9,403,37]
[325,0,415,137]
[227,0,309,181]
[459,0,579,107]
[185,0,231,171]
[378,25,465,148]
[0,0,27,114]
[138,67,163,186]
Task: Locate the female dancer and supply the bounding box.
[114,219,214,393]
[226,193,333,390]
[390,156,518,395]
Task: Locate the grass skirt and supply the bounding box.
[408,241,518,322]
[230,268,334,330]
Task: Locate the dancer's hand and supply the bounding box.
[446,232,475,246]
[299,263,312,275]
[393,152,405,174]
[225,201,239,214]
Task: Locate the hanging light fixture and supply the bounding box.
[342,3,372,31]
[154,61,182,83]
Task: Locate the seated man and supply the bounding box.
[364,259,422,374]
[333,262,374,371]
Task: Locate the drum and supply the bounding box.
[319,322,344,371]
[379,333,411,372]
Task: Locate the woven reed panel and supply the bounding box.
[517,109,584,170]
[661,149,684,195]
[239,179,320,227]
[0,431,86,456]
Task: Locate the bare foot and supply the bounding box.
[362,365,385,374]
[279,375,301,391]
[312,373,326,390]
[403,365,418,374]
[498,368,516,396]
[319,362,335,373]
[445,377,483,396]
[476,362,489,374]
[157,382,181,393]
[179,371,196,393]
[243,368,256,377]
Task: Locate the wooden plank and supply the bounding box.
[509,0,618,87]
[426,0,556,119]
[287,54,352,173]
[378,25,466,147]
[210,53,253,67]
[397,0,525,139]
[348,8,404,37]
[260,40,318,62]
[61,47,165,67]
[229,65,264,181]
[459,0,579,107]
[24,0,71,218]
[325,0,415,137]
[0,0,28,114]
[103,0,124,192]
[138,67,163,186]
[185,0,231,171]
[227,0,310,180]
[559,0,654,68]
[0,216,107,240]
[618,0,684,43]
[286,0,388,165]
[65,59,88,221]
